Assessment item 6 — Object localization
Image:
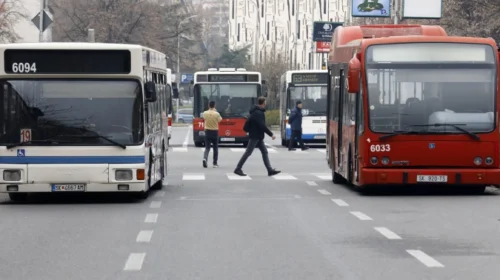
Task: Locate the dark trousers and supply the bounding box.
[203,130,219,164]
[289,129,305,149]
[236,138,272,171]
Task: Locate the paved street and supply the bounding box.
[1,125,500,279]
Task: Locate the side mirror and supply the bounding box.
[173,88,179,99]
[144,81,157,102]
[347,57,361,94]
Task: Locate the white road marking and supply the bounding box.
[316,149,326,153]
[179,196,186,200]
[154,191,165,197]
[350,211,373,221]
[182,173,205,180]
[331,199,349,206]
[407,250,444,268]
[265,142,277,149]
[294,195,301,199]
[182,125,191,148]
[150,201,162,208]
[172,147,188,152]
[123,253,146,271]
[374,227,402,240]
[136,230,153,243]
[273,173,297,180]
[317,189,331,195]
[306,181,318,186]
[227,173,251,180]
[293,149,308,153]
[314,173,332,180]
[230,148,246,152]
[267,148,277,153]
[144,213,158,223]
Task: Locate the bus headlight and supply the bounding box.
[3,170,21,181]
[485,157,494,165]
[473,157,482,166]
[381,157,390,165]
[116,170,133,181]
[370,157,378,165]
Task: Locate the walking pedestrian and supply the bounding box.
[234,97,281,176]
[288,100,309,151]
[202,101,222,168]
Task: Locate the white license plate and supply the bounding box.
[51,184,86,192]
[416,175,448,183]
[314,135,326,139]
[220,138,235,141]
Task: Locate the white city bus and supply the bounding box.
[279,70,328,146]
[0,43,169,201]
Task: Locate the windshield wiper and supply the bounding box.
[379,130,425,141]
[6,140,72,149]
[54,134,127,149]
[409,124,480,140]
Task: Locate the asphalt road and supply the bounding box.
[1,124,500,279]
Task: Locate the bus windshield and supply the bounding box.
[196,84,260,118]
[0,79,144,146]
[288,86,327,116]
[366,43,496,134]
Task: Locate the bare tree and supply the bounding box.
[249,47,289,110]
[0,0,28,43]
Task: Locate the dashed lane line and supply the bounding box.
[350,211,373,221]
[317,189,331,195]
[136,230,153,243]
[150,201,162,208]
[406,250,444,268]
[144,213,158,223]
[124,253,146,271]
[374,227,402,240]
[306,181,318,186]
[154,191,165,197]
[331,199,349,206]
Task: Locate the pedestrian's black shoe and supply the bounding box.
[213,164,219,168]
[234,169,246,176]
[203,159,207,168]
[268,169,281,176]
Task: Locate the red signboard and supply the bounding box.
[316,41,331,53]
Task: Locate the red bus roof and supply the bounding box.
[328,24,447,64]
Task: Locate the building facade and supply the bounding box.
[228,0,351,70]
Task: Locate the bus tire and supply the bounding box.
[194,141,203,147]
[9,193,27,202]
[330,145,346,184]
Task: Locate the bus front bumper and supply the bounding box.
[0,183,146,193]
[361,168,500,187]
[194,131,249,143]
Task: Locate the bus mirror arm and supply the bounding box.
[144,81,157,102]
[347,57,361,94]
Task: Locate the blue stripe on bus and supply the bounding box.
[0,156,145,164]
[285,128,325,140]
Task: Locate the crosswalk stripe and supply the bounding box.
[313,173,332,180]
[273,173,297,180]
[316,149,326,153]
[227,173,252,180]
[182,174,205,180]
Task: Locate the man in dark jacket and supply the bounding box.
[234,97,281,176]
[288,100,309,151]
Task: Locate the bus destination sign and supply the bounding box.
[208,74,259,82]
[4,50,131,74]
[291,73,328,84]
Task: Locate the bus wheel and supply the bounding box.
[194,141,203,147]
[9,193,27,202]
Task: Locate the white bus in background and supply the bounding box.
[279,70,328,146]
[166,68,179,143]
[0,43,169,201]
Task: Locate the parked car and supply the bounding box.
[177,108,193,123]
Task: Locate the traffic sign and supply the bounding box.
[312,22,343,42]
[181,74,194,84]
[31,10,53,32]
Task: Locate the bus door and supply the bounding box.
[337,69,345,166]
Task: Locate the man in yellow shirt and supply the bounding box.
[202,101,222,168]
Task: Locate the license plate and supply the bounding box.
[314,135,326,139]
[416,175,448,183]
[51,184,86,192]
[220,138,235,141]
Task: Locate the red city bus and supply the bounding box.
[191,68,265,147]
[326,25,500,193]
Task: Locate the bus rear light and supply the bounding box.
[3,170,21,181]
[381,157,390,165]
[115,170,133,181]
[370,157,378,165]
[474,157,482,166]
[485,157,494,165]
[136,169,145,180]
[168,117,172,126]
